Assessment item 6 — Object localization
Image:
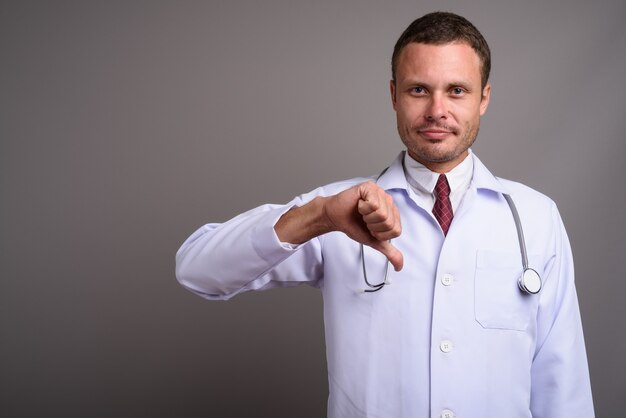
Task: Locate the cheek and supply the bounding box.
[450,109,477,129]
[451,100,482,119]
[397,111,417,132]
[397,102,422,123]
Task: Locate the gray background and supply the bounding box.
[1,0,624,417]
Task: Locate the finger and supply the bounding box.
[366,214,399,236]
[367,218,395,233]
[371,240,404,271]
[357,182,387,215]
[369,227,401,242]
[361,206,389,224]
[392,204,402,234]
[360,193,395,224]
[366,206,400,238]
[357,195,380,217]
[369,226,401,242]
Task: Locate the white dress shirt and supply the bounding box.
[176,151,594,418]
[403,151,473,214]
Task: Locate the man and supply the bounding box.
[176,12,594,418]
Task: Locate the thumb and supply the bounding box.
[371,240,404,272]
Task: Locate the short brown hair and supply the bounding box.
[391,12,491,88]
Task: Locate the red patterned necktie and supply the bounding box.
[433,174,453,235]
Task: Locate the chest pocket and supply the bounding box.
[474,250,538,331]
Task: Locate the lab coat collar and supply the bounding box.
[376,150,508,195]
[470,151,508,195]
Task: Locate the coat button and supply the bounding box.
[441,409,455,418]
[440,340,453,353]
[441,274,454,286]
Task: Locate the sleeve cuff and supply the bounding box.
[251,204,306,263]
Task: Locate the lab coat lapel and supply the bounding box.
[375,151,433,214]
[453,152,508,220]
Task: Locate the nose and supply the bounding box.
[425,93,448,121]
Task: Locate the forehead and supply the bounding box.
[395,42,482,85]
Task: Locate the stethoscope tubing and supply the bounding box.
[503,194,529,271]
[359,170,542,295]
[360,242,390,292]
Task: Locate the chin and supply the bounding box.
[412,145,465,163]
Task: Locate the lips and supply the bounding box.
[418,129,453,140]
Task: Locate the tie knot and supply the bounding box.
[435,174,451,198]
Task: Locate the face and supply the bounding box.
[390,42,491,173]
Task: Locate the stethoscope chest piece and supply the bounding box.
[519,268,542,294]
[503,193,543,295]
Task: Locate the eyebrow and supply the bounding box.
[403,80,474,92]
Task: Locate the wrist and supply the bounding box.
[275,196,333,244]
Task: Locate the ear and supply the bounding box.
[390,80,398,111]
[479,83,491,116]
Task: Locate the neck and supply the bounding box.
[407,150,469,173]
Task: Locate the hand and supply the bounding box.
[322,182,404,271]
[275,182,404,271]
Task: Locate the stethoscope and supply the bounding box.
[360,179,542,295]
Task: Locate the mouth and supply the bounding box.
[418,129,454,140]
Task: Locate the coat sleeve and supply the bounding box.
[530,202,594,417]
[175,194,326,301]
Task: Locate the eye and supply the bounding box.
[451,87,466,96]
[411,86,426,95]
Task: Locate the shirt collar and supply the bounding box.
[376,150,508,195]
[403,151,473,194]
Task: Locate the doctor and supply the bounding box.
[176,11,594,418]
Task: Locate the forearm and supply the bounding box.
[276,182,403,271]
[274,196,333,244]
[176,203,307,299]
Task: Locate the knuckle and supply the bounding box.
[363,181,378,193]
[369,213,383,223]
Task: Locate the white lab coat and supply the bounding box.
[176,151,594,418]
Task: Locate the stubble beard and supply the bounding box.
[400,120,480,164]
